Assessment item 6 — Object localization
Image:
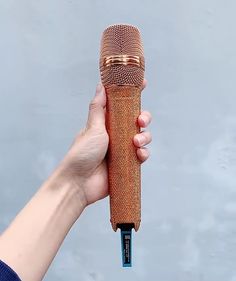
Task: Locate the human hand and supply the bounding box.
[57,81,152,208]
[0,82,152,281]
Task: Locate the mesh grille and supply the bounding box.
[100,24,145,87]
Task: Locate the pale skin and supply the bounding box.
[0,81,152,281]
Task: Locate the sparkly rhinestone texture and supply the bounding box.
[99,24,145,231]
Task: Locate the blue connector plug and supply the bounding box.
[119,224,133,267]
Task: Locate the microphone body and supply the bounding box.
[106,85,141,231]
[99,24,145,232]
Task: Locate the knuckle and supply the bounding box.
[89,100,98,111]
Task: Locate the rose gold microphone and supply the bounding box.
[99,24,145,267]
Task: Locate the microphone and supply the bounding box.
[99,24,145,267]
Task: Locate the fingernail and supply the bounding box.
[96,83,103,95]
[138,135,145,145]
[141,116,147,125]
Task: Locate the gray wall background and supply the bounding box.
[0,0,236,280]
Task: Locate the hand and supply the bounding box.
[0,83,152,281]
[57,81,152,207]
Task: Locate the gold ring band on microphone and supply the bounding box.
[103,55,144,69]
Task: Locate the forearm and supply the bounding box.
[0,170,85,281]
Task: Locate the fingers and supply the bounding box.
[86,84,106,129]
[135,108,152,163]
[86,82,152,164]
[133,130,152,163]
[137,147,150,163]
[133,131,152,147]
[86,79,148,130]
[138,110,152,128]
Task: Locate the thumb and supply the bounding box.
[86,83,106,129]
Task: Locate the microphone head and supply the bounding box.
[100,24,145,88]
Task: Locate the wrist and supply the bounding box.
[42,167,87,219]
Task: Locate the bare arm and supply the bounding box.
[0,171,85,281]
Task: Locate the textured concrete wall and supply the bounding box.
[0,1,236,280]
